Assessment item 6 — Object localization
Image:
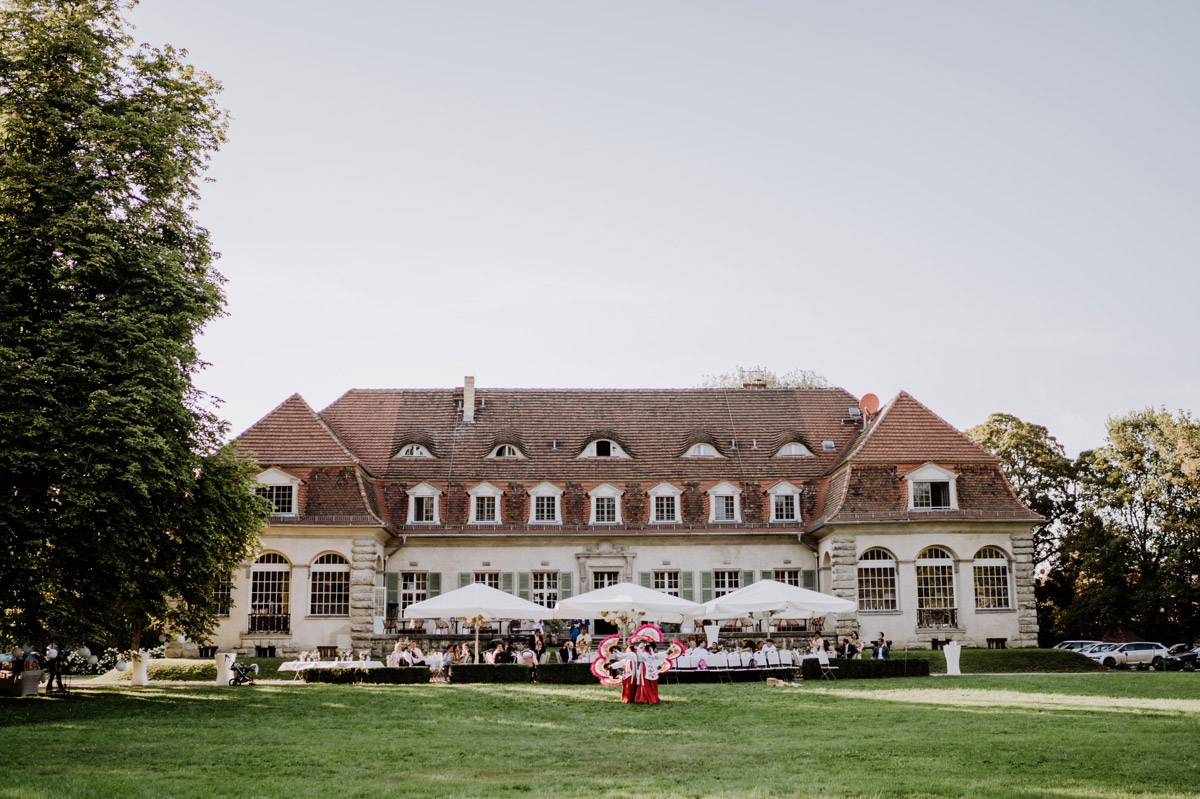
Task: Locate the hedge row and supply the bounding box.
[800,657,930,680]
[447,664,531,683]
[534,663,594,684]
[873,648,1102,674]
[300,667,430,684]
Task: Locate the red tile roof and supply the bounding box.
[238,394,356,466]
[234,386,1039,532]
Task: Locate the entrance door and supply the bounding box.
[591,570,620,635]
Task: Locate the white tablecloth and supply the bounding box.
[278,660,384,672]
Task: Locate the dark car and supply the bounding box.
[1165,645,1200,671]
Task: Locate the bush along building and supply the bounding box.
[212,377,1040,657]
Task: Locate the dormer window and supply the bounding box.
[588,483,624,524]
[905,464,959,511]
[468,482,503,524]
[683,443,723,458]
[488,444,526,459]
[707,481,742,523]
[578,439,630,459]
[255,468,301,518]
[766,480,802,522]
[774,442,813,457]
[406,482,442,524]
[396,444,434,458]
[647,483,682,524]
[527,482,563,524]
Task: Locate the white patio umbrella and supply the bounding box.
[690,579,856,620]
[404,582,549,664]
[552,581,704,633]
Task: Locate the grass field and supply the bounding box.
[2,674,1197,799]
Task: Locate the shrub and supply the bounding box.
[300,667,429,685]
[536,663,594,684]
[800,657,930,680]
[867,648,1103,674]
[449,664,531,683]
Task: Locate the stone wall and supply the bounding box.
[1010,527,1040,647]
[350,537,380,651]
[828,534,860,637]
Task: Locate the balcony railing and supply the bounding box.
[917,608,959,629]
[247,613,290,634]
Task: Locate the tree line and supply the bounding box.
[967,410,1200,645]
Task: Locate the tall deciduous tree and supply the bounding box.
[1062,408,1200,642]
[966,413,1076,565]
[0,0,267,651]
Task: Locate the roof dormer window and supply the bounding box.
[396,444,433,458]
[766,480,802,522]
[527,482,563,525]
[905,464,959,511]
[468,482,503,524]
[578,439,630,459]
[774,442,813,457]
[683,443,723,458]
[406,482,442,525]
[707,481,743,523]
[647,482,682,524]
[487,444,526,460]
[255,468,301,518]
[588,483,624,524]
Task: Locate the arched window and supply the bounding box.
[579,439,630,459]
[487,444,525,459]
[774,442,813,457]
[857,549,898,611]
[396,444,433,458]
[249,553,290,633]
[916,547,957,629]
[683,442,722,458]
[973,546,1012,609]
[310,553,350,616]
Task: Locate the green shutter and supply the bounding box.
[385,572,399,617]
[428,572,441,598]
[518,572,532,600]
[502,572,515,594]
[458,572,471,588]
[741,570,754,589]
[639,572,653,588]
[700,571,714,603]
[559,572,573,599]
[761,570,773,582]
[680,571,694,602]
[802,569,816,590]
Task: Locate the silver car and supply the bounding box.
[1087,642,1169,668]
[1055,640,1103,652]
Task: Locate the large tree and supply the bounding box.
[966,413,1076,565]
[1061,408,1200,642]
[0,0,267,652]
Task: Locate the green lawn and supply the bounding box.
[2,674,1197,798]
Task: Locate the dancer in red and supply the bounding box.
[590,625,682,704]
[633,642,666,704]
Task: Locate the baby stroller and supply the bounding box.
[229,662,259,686]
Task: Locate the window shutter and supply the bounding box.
[741,570,754,589]
[701,571,713,603]
[639,572,653,588]
[559,572,573,599]
[518,572,532,600]
[760,570,773,582]
[458,572,471,589]
[428,572,441,598]
[373,586,386,618]
[502,572,515,594]
[680,571,694,601]
[385,573,398,620]
[802,569,816,590]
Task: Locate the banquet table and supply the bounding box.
[278,659,384,676]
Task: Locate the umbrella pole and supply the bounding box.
[474,621,480,665]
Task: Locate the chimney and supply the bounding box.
[462,376,475,422]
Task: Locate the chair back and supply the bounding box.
[816,650,830,667]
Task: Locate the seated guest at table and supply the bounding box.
[809,632,825,655]
[577,631,592,657]
[532,632,546,661]
[836,638,854,658]
[848,632,862,658]
[387,641,405,667]
[761,639,778,654]
[683,639,697,654]
[458,642,473,663]
[873,633,889,660]
[694,641,711,658]
[740,640,756,653]
[493,643,514,664]
[407,641,427,666]
[558,640,575,663]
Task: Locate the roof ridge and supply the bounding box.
[837,392,901,464]
[891,391,998,462]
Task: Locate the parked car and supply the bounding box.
[1165,645,1200,671]
[1166,643,1193,657]
[1054,640,1104,652]
[1087,642,1169,668]
[1080,643,1116,656]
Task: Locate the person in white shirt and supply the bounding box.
[761,640,778,654]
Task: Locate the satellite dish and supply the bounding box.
[859,394,880,416]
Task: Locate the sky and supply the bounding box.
[126,1,1200,456]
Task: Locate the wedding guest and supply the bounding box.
[761,639,778,654]
[558,640,575,663]
[387,641,405,667]
[848,631,863,659]
[458,642,473,663]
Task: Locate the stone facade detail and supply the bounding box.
[1010,527,1040,647]
[349,537,380,651]
[829,534,859,636]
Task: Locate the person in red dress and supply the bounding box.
[614,645,637,703]
[633,643,666,705]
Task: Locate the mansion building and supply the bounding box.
[212,379,1041,656]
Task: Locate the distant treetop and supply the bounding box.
[699,366,830,389]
